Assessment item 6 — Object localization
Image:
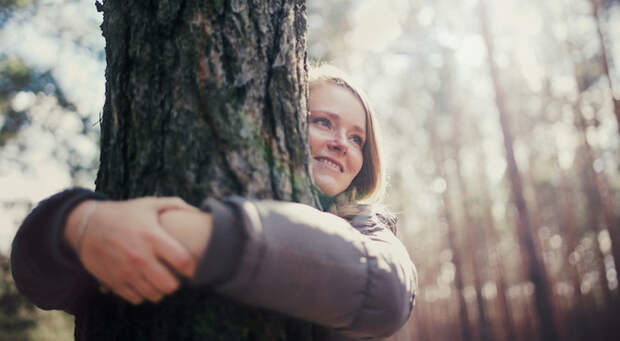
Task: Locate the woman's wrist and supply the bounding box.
[64,200,98,253]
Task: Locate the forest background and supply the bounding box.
[0,0,619,341]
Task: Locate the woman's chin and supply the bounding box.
[312,161,350,196]
[313,176,344,197]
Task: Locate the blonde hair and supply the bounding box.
[308,63,385,203]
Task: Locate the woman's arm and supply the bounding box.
[10,188,197,311]
[10,188,106,313]
[160,198,417,340]
[13,189,416,338]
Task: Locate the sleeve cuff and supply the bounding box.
[190,198,245,286]
[49,188,109,272]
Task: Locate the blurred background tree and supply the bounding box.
[1,0,618,340]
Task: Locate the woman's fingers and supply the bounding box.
[115,284,145,305]
[148,196,200,213]
[96,254,171,303]
[148,229,197,278]
[130,273,165,303]
[141,250,181,294]
[94,249,174,303]
[97,276,146,305]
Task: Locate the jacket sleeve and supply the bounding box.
[10,188,107,314]
[195,198,417,340]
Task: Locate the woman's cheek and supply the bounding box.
[308,126,320,152]
[351,150,364,175]
[309,128,331,153]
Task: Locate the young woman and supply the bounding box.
[11,65,417,340]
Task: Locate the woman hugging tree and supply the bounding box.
[11,65,417,341]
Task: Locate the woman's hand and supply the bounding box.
[158,208,213,270]
[65,197,198,304]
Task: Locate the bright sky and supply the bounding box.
[0,1,104,253]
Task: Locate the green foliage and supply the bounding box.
[0,254,36,341]
[0,0,35,28]
[0,54,77,147]
[0,0,34,10]
[0,56,32,146]
[0,55,72,107]
[0,56,31,89]
[0,109,28,146]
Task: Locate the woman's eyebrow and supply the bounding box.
[310,110,365,135]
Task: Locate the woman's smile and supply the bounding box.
[315,156,343,173]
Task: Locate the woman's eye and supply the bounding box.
[312,117,331,128]
[351,135,364,146]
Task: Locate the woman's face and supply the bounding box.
[309,83,366,196]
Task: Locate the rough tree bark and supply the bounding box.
[88,0,318,340]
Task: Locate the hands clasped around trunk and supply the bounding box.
[64,197,212,305]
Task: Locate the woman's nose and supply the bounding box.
[327,132,347,153]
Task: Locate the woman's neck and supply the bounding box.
[318,192,338,211]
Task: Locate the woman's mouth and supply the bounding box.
[315,157,343,173]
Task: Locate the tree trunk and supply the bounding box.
[572,57,620,300]
[428,113,472,341]
[452,109,492,341]
[589,0,620,136]
[88,1,317,340]
[476,147,517,341]
[478,1,560,341]
[556,167,591,341]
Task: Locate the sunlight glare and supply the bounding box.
[482,282,497,300]
[11,91,36,112]
[347,0,407,53]
[431,177,447,194]
[418,6,434,27]
[455,34,486,68]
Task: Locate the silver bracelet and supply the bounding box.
[75,201,98,256]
